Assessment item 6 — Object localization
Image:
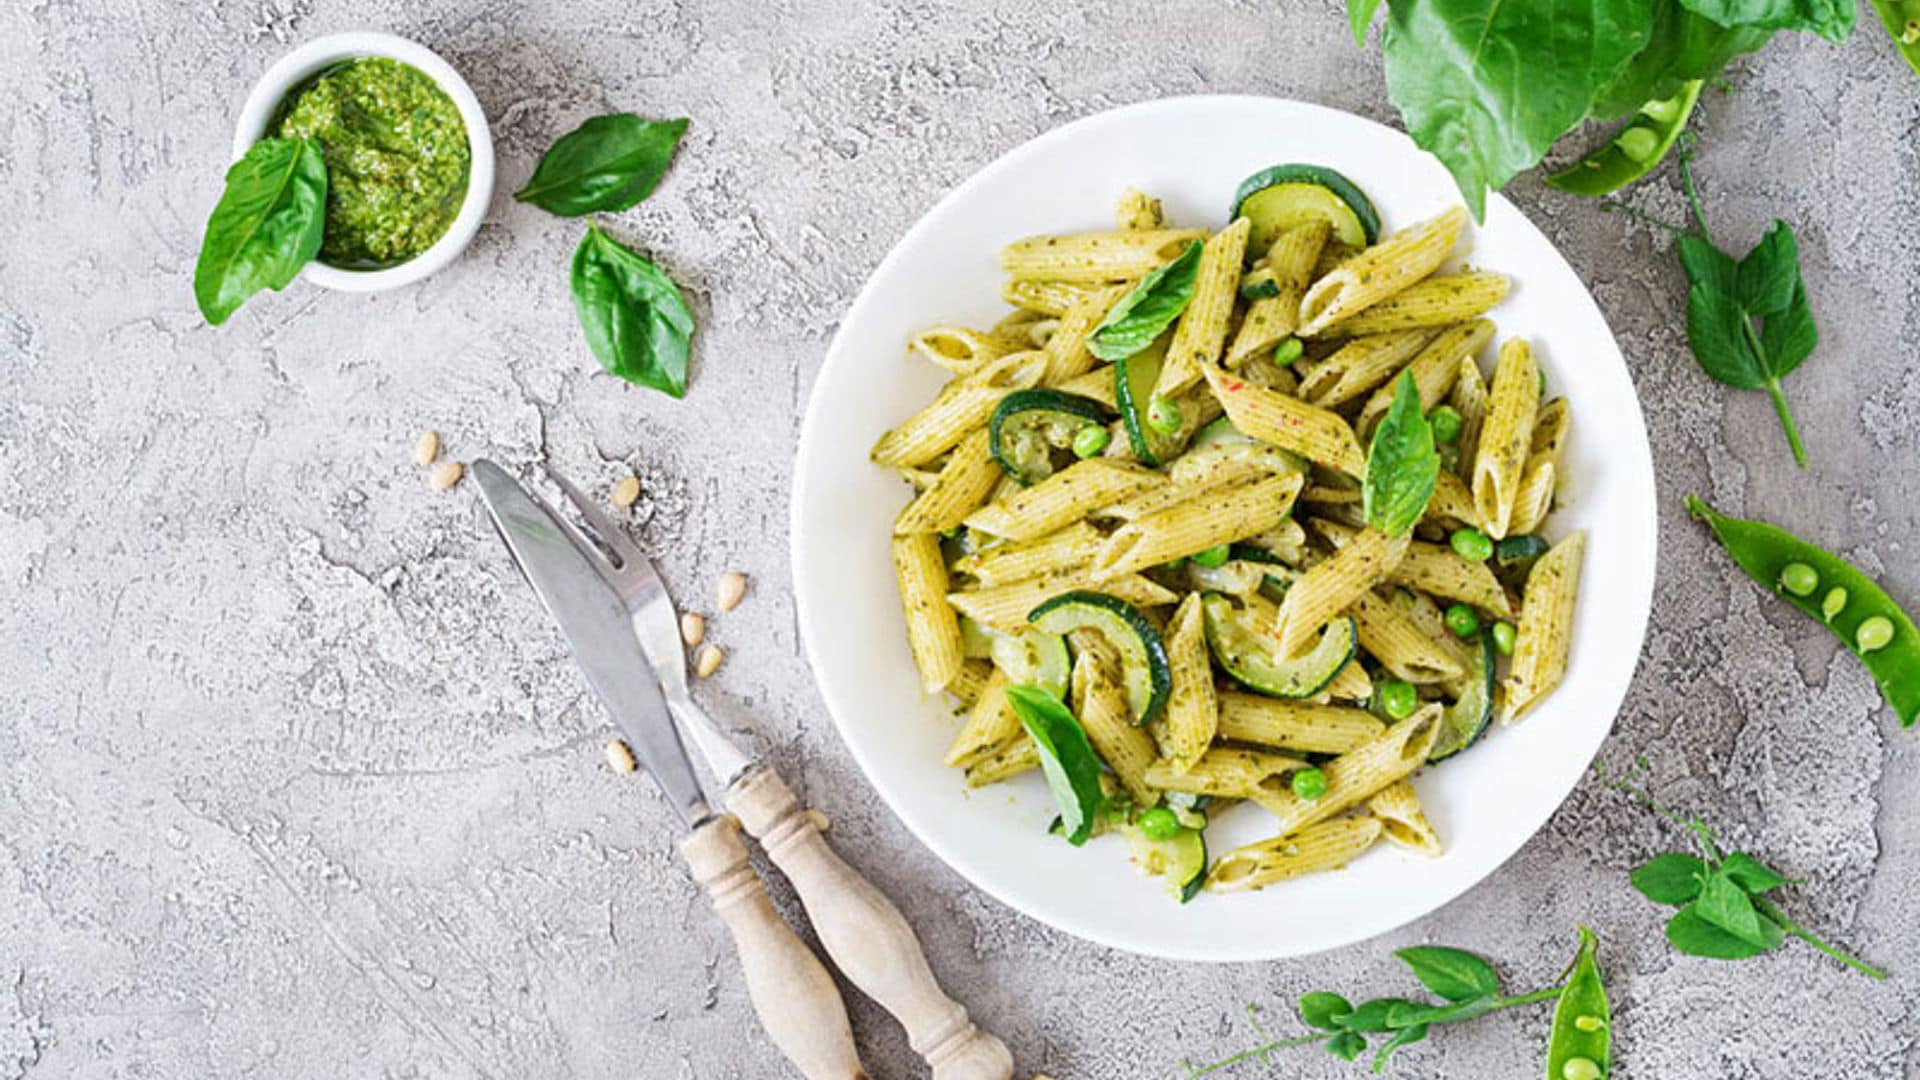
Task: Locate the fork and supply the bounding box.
[543,468,1015,1080]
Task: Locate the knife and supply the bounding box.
[472,459,866,1079]
[473,460,1013,1080]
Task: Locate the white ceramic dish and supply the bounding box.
[231,31,493,293]
[792,96,1657,962]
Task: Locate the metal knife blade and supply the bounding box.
[471,459,712,827]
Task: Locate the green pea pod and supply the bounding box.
[1688,495,1920,727]
[1544,81,1702,197]
[1545,927,1609,1080]
[1870,0,1920,77]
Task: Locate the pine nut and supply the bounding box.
[694,644,724,678]
[805,809,831,833]
[612,475,641,508]
[716,571,748,612]
[605,739,638,774]
[414,430,440,466]
[428,461,464,491]
[680,612,706,647]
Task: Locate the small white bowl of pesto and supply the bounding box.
[231,31,493,292]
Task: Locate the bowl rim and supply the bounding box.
[229,30,494,294]
[790,94,1659,961]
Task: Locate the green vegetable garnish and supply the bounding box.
[1490,621,1517,656]
[1137,805,1181,841]
[570,223,697,397]
[1362,371,1439,538]
[1191,544,1232,569]
[1376,679,1418,721]
[1428,404,1463,444]
[1545,928,1610,1080]
[1072,424,1111,459]
[1444,604,1480,639]
[1449,527,1492,562]
[1088,241,1203,361]
[515,113,689,217]
[1004,684,1107,847]
[1290,767,1328,801]
[192,137,327,325]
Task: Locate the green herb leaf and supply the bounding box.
[515,114,689,217]
[1333,998,1418,1034]
[193,137,328,325]
[1326,1031,1368,1061]
[1545,928,1611,1080]
[1298,991,1353,1031]
[1371,1023,1428,1074]
[569,223,697,397]
[1363,371,1440,537]
[1666,902,1783,958]
[1630,852,1710,905]
[1005,684,1107,846]
[1679,0,1856,42]
[1378,0,1651,218]
[1589,2,1774,119]
[1382,996,1496,1029]
[1735,220,1801,315]
[1087,241,1202,361]
[1348,0,1384,43]
[1392,946,1499,1003]
[1719,852,1792,894]
[1758,279,1817,375]
[1695,868,1772,944]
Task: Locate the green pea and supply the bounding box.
[1445,603,1481,638]
[1491,621,1517,655]
[1429,404,1464,444]
[1191,544,1231,569]
[1137,806,1180,841]
[1072,423,1111,459]
[1777,561,1818,597]
[1614,125,1660,163]
[1822,586,1849,623]
[1858,615,1895,653]
[1146,395,1182,435]
[1291,767,1328,801]
[1378,679,1418,720]
[1561,1058,1602,1080]
[1450,527,1494,561]
[1273,337,1304,367]
[1163,556,1188,571]
[1573,1015,1607,1033]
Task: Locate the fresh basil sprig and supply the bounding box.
[193,137,328,325]
[1004,684,1105,845]
[1671,152,1817,467]
[515,114,689,217]
[1086,241,1202,362]
[1362,370,1439,537]
[1180,936,1591,1076]
[1606,761,1886,978]
[570,223,696,397]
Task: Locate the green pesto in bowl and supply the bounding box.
[270,56,470,268]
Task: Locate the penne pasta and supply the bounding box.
[948,570,1178,632]
[1297,328,1440,408]
[1319,272,1510,337]
[1093,471,1304,578]
[1274,527,1409,657]
[1071,636,1161,806]
[1368,779,1442,856]
[1003,278,1099,317]
[1425,468,1482,530]
[1502,531,1586,724]
[1155,217,1252,398]
[1159,595,1217,773]
[1472,337,1541,539]
[1314,519,1514,618]
[894,428,1002,534]
[1226,220,1332,369]
[1256,705,1441,837]
[1349,589,1466,683]
[1450,351,1490,480]
[910,325,1019,376]
[1143,747,1307,814]
[1207,816,1385,892]
[1202,362,1367,476]
[1041,284,1127,385]
[1215,692,1386,754]
[944,668,1022,768]
[951,520,1101,586]
[963,731,1038,787]
[892,533,963,692]
[1298,206,1468,337]
[946,658,995,710]
[1354,318,1493,440]
[1000,228,1207,282]
[965,458,1164,541]
[1509,398,1570,535]
[1320,657,1374,703]
[871,350,1047,467]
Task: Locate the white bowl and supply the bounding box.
[792,96,1657,961]
[230,31,493,293]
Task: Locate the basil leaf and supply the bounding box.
[570,224,696,397]
[1719,852,1792,894]
[1630,852,1709,905]
[1371,1023,1427,1074]
[515,114,689,217]
[1362,371,1439,538]
[1004,684,1106,846]
[1298,991,1354,1031]
[1679,0,1856,41]
[1665,903,1783,958]
[1325,1031,1368,1061]
[1393,946,1500,1003]
[1590,1,1773,119]
[1348,0,1385,43]
[1378,0,1651,219]
[1086,241,1202,361]
[193,137,327,325]
[1694,869,1773,945]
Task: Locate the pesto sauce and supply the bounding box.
[271,57,469,268]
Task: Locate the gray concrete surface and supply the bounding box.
[4,1,1919,1076]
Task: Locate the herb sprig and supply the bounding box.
[1604,762,1886,979]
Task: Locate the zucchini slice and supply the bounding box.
[1495,533,1551,568]
[961,617,1070,699]
[1187,415,1254,454]
[988,388,1110,485]
[1200,593,1357,699]
[1238,266,1280,300]
[1430,632,1494,762]
[1029,591,1173,725]
[1229,164,1382,252]
[1123,823,1208,903]
[1113,348,1166,466]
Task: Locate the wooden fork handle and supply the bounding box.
[728,765,1015,1080]
[679,813,870,1080]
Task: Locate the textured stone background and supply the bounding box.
[4,1,1918,1077]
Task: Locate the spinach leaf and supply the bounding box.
[570,223,696,397]
[193,137,327,325]
[1629,851,1709,905]
[1362,370,1439,537]
[1378,0,1652,219]
[516,114,689,217]
[1087,241,1202,361]
[1590,1,1773,118]
[1005,684,1106,846]
[1680,0,1856,40]
[1392,946,1499,1003]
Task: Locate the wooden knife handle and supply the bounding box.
[679,813,870,1080]
[728,766,1015,1080]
